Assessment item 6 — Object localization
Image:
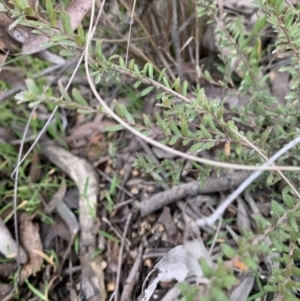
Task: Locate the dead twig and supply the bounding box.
[197,134,300,227]
[114,213,132,301]
[120,244,143,301]
[139,171,250,216]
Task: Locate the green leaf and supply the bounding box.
[59,85,71,102]
[141,86,155,96]
[221,244,235,259]
[95,73,102,84]
[188,142,205,153]
[26,78,40,95]
[274,0,285,13]
[204,70,212,81]
[77,108,91,114]
[201,94,210,112]
[115,103,135,124]
[172,77,181,92]
[158,68,166,82]
[159,137,170,145]
[162,77,171,89]
[104,124,123,132]
[119,56,125,68]
[271,201,285,215]
[25,279,47,301]
[143,114,151,128]
[181,118,189,137]
[235,144,242,155]
[141,130,152,136]
[171,122,182,136]
[46,0,56,26]
[133,80,142,89]
[133,64,140,74]
[188,141,214,153]
[216,106,224,120]
[156,113,167,130]
[259,126,272,148]
[61,11,73,35]
[169,135,179,146]
[292,266,300,277]
[95,40,103,61]
[182,80,188,96]
[199,258,213,278]
[285,11,294,28]
[50,35,70,42]
[77,24,85,45]
[142,62,149,75]
[108,54,119,61]
[148,63,153,79]
[59,49,75,57]
[128,59,135,71]
[72,88,88,106]
[200,124,212,139]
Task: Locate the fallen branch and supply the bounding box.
[39,139,106,301]
[139,171,250,216]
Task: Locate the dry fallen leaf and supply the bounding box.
[0,70,26,90]
[0,13,22,51]
[18,212,43,283]
[66,120,117,143]
[140,240,213,301]
[0,218,27,264]
[237,197,251,235]
[22,0,94,55]
[230,274,254,301]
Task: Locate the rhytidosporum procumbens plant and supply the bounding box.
[3,0,300,299]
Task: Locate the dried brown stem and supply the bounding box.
[139,171,250,216]
[119,244,143,301]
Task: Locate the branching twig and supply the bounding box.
[231,128,300,199]
[196,135,300,227]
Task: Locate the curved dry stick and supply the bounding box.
[39,139,106,301]
[40,140,98,255]
[83,0,300,172]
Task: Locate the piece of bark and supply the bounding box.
[139,171,250,216]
